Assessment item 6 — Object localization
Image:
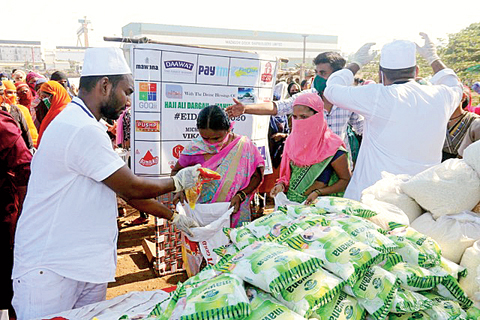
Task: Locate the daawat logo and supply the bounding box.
[139,150,159,167]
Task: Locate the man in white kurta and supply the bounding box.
[324,34,463,200]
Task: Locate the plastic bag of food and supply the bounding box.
[284,225,383,285]
[433,256,468,279]
[310,291,367,320]
[274,266,346,317]
[361,171,423,223]
[361,195,410,230]
[219,241,323,295]
[213,243,239,259]
[401,159,480,219]
[281,204,328,219]
[383,262,444,291]
[185,167,222,209]
[390,287,433,314]
[315,196,378,218]
[243,287,304,320]
[389,311,430,319]
[180,273,250,320]
[274,192,304,211]
[387,224,441,268]
[244,211,294,240]
[467,306,480,320]
[421,292,467,320]
[327,214,398,253]
[412,211,480,264]
[343,266,400,320]
[224,227,257,250]
[289,214,328,231]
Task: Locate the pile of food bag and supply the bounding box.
[118,196,480,320]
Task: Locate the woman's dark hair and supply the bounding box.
[287,82,300,96]
[197,105,231,131]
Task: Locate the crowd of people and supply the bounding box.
[1,31,480,319]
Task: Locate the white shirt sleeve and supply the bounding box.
[66,124,125,182]
[324,69,378,118]
[429,68,463,114]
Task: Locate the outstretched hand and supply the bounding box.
[352,42,377,67]
[225,98,245,117]
[416,32,440,65]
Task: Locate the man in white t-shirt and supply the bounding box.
[12,48,200,319]
[324,33,463,200]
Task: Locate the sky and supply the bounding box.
[1,0,479,55]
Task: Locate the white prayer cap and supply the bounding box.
[380,40,416,69]
[81,47,131,77]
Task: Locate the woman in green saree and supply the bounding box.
[270,93,351,204]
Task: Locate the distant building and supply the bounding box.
[45,46,86,73]
[0,40,43,71]
[122,23,339,68]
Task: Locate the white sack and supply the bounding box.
[459,239,480,307]
[361,194,410,230]
[177,202,232,266]
[463,140,480,175]
[401,159,480,219]
[411,211,480,263]
[361,171,423,223]
[274,192,304,210]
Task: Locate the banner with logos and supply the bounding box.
[128,43,277,177]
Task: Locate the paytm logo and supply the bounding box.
[198,65,229,77]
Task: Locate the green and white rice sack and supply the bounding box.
[243,287,304,320]
[281,204,328,219]
[180,273,250,320]
[327,215,397,253]
[224,226,257,250]
[219,241,323,295]
[274,266,346,317]
[213,243,239,259]
[390,287,433,314]
[421,292,467,320]
[244,210,294,240]
[431,275,473,310]
[389,311,430,319]
[284,225,383,285]
[314,196,378,218]
[466,306,480,320]
[310,291,367,320]
[431,256,468,279]
[383,262,444,291]
[387,225,441,268]
[343,266,400,320]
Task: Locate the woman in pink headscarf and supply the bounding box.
[270,93,351,204]
[25,72,44,99]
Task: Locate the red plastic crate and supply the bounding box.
[153,192,185,276]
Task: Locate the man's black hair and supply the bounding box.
[380,66,416,83]
[313,52,346,72]
[79,75,125,92]
[197,105,231,131]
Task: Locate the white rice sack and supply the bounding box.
[411,212,480,263]
[274,192,304,210]
[459,240,480,306]
[463,140,480,174]
[401,159,480,219]
[361,194,409,230]
[361,171,423,223]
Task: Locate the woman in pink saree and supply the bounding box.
[172,105,264,228]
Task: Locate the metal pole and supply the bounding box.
[301,35,308,82]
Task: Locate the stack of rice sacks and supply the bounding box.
[122,196,480,320]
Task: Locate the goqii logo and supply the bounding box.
[135,120,160,133]
[198,65,228,77]
[139,150,159,167]
[165,84,183,99]
[261,62,273,82]
[138,82,158,110]
[164,60,194,71]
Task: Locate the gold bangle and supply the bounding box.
[237,191,247,202]
[314,189,322,196]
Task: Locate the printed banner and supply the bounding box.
[130,43,277,176]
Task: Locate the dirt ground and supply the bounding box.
[107,198,273,299]
[106,203,187,299]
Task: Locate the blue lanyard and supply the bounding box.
[72,101,94,119]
